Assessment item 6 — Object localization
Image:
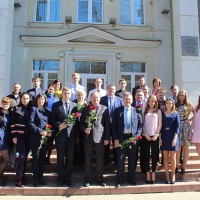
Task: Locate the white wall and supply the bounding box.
[0,0,14,100]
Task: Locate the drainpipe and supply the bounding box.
[170,0,175,84]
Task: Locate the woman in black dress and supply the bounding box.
[28,93,52,187]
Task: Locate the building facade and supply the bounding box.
[1,0,200,103]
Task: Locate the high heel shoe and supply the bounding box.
[175,168,179,173]
[181,168,186,174]
[165,180,170,184]
[170,180,175,184]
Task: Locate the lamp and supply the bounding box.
[14,3,21,8]
[109,18,116,26]
[161,9,170,15]
[65,16,72,25]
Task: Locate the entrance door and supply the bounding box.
[74,61,107,97]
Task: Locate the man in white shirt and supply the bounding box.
[70,73,85,101]
[87,78,107,102]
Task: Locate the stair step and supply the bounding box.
[1,180,200,195]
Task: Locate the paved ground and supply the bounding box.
[0,192,200,200]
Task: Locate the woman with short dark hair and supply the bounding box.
[0,97,11,186]
[28,93,52,187]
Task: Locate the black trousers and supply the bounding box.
[84,135,105,183]
[30,139,48,183]
[141,136,159,172]
[56,135,74,182]
[15,134,29,183]
[116,141,138,182]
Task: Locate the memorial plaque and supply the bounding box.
[182,36,199,56]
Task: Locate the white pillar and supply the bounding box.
[0,0,14,100]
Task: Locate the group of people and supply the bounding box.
[0,73,200,189]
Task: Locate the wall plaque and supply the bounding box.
[182,36,199,56]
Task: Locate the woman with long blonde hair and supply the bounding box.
[175,90,194,173]
[160,98,180,184]
[142,95,162,184]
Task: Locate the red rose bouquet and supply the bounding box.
[120,135,143,149]
[56,112,80,136]
[85,106,98,129]
[37,124,52,157]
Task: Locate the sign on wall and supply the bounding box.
[182,36,199,56]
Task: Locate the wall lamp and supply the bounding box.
[14,3,21,8]
[109,18,117,26]
[65,16,72,25]
[161,9,170,15]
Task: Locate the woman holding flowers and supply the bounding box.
[28,93,51,187]
[142,95,162,184]
[73,89,88,166]
[160,98,180,184]
[10,92,32,187]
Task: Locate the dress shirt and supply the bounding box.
[62,100,70,115]
[70,83,85,101]
[123,106,132,134]
[87,88,107,102]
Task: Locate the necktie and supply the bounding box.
[125,108,131,129]
[109,97,114,119]
[65,103,69,115]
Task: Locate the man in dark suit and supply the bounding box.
[131,76,145,102]
[27,77,45,106]
[51,87,77,187]
[7,83,21,108]
[100,84,123,165]
[80,91,110,187]
[115,78,128,98]
[112,93,143,187]
[132,89,146,173]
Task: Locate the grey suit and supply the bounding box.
[80,104,110,183]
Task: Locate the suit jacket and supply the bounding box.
[132,101,146,116]
[28,107,51,143]
[51,100,77,141]
[100,95,123,122]
[80,104,110,143]
[27,88,46,106]
[112,106,143,143]
[131,86,140,102]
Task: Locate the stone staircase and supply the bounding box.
[1,145,200,195]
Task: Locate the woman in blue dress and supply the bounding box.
[0,97,11,186]
[160,98,180,184]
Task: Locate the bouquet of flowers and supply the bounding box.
[85,105,98,129]
[120,135,143,149]
[77,101,88,112]
[37,124,52,157]
[56,112,80,136]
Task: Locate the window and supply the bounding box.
[120,62,146,92]
[35,0,60,22]
[120,0,144,25]
[78,0,103,23]
[33,60,60,89]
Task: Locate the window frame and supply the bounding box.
[77,0,104,24]
[32,59,60,89]
[34,0,61,22]
[120,0,145,26]
[120,61,147,92]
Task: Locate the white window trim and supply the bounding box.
[66,51,115,87]
[77,0,104,24]
[34,0,60,22]
[120,0,145,26]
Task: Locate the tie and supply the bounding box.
[109,97,114,119]
[125,108,131,129]
[65,103,69,115]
